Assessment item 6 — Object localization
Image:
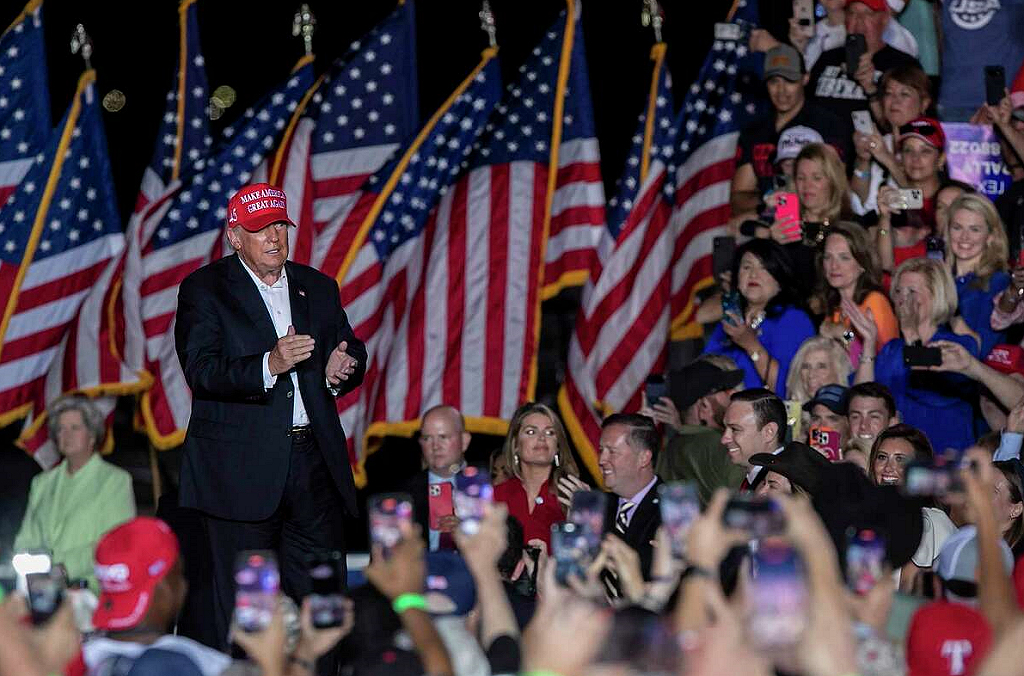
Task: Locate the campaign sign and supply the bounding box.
[941,122,1014,200]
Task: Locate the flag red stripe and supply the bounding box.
[483,165,509,415]
[9,260,108,313]
[443,179,468,407]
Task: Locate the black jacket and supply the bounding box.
[602,477,663,581]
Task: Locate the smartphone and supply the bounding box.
[307,551,346,629]
[551,522,594,585]
[712,236,736,282]
[925,235,945,262]
[793,0,815,37]
[721,288,742,324]
[454,466,493,535]
[851,110,875,136]
[569,490,608,536]
[808,426,842,462]
[25,567,65,625]
[368,492,414,559]
[722,494,785,537]
[903,343,942,368]
[845,33,866,76]
[645,374,669,407]
[846,528,886,595]
[902,458,965,497]
[747,542,808,648]
[234,551,280,633]
[784,399,803,442]
[898,188,924,210]
[985,65,1006,107]
[428,482,454,531]
[658,482,702,559]
[775,192,802,243]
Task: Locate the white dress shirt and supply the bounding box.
[237,255,309,426]
[746,446,785,486]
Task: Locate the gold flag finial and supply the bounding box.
[292,4,316,56]
[641,0,664,43]
[479,1,497,48]
[70,23,93,69]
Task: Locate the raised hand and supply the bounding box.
[268,325,315,375]
[325,340,359,385]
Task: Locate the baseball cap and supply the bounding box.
[846,0,888,11]
[763,44,803,82]
[92,517,180,631]
[937,525,1014,590]
[749,441,832,495]
[424,550,476,617]
[226,182,296,232]
[803,384,849,415]
[774,126,825,163]
[906,601,992,676]
[669,360,745,412]
[899,117,946,151]
[984,344,1024,376]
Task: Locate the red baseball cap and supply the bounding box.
[846,0,887,11]
[92,517,180,631]
[906,601,992,676]
[985,344,1024,376]
[899,116,946,151]
[226,182,295,232]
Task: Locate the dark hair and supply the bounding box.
[730,238,800,318]
[847,382,897,419]
[868,423,933,486]
[815,221,885,313]
[729,388,786,446]
[993,460,1024,552]
[601,413,660,467]
[938,178,976,195]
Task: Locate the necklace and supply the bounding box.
[749,311,766,331]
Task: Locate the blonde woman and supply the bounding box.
[853,258,978,452]
[785,335,853,406]
[944,192,1010,357]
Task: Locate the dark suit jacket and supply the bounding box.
[602,477,663,581]
[174,255,366,521]
[404,469,432,538]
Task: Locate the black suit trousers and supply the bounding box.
[199,432,346,659]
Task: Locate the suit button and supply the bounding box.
[287,391,293,398]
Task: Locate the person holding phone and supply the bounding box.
[945,193,1011,358]
[816,222,899,366]
[703,239,815,397]
[855,258,978,453]
[494,403,580,550]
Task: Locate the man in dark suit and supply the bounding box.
[598,413,662,592]
[174,183,366,652]
[404,404,471,550]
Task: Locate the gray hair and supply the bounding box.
[46,395,105,451]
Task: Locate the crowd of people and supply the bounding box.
[6,0,1024,674]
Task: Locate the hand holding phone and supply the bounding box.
[808,426,842,461]
[369,493,414,559]
[645,375,669,408]
[792,0,814,37]
[234,551,280,633]
[903,343,942,368]
[307,551,347,628]
[454,467,493,536]
[985,65,1006,107]
[658,483,701,559]
[747,542,808,648]
[721,289,743,325]
[722,494,785,537]
[845,34,866,77]
[851,110,876,136]
[846,528,886,595]
[774,192,802,243]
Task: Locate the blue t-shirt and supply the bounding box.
[940,0,1024,110]
[956,270,1009,358]
[874,327,979,452]
[702,305,815,399]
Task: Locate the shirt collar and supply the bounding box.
[236,253,286,290]
[746,446,784,484]
[621,474,658,507]
[428,461,467,484]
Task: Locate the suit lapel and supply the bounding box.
[226,255,279,346]
[623,478,662,543]
[286,262,311,338]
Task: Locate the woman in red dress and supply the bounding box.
[493,402,580,551]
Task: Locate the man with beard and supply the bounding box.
[653,356,747,504]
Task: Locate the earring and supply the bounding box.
[553,454,560,468]
[514,453,520,466]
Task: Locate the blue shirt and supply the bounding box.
[956,270,1009,359]
[940,0,1024,111]
[874,327,979,452]
[702,305,815,399]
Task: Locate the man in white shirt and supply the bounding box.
[720,388,788,491]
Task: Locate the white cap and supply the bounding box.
[774,125,825,163]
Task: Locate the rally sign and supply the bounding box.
[941,122,1014,200]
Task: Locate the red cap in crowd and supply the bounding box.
[92,517,180,631]
[899,117,946,151]
[984,344,1024,376]
[906,601,992,676]
[226,183,295,232]
[845,0,887,11]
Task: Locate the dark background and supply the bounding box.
[0,0,789,551]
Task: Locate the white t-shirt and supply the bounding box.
[802,18,919,72]
[83,635,237,676]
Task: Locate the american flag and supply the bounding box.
[559,43,678,481]
[272,0,419,272]
[0,71,124,467]
[559,0,765,478]
[17,0,211,458]
[125,62,315,447]
[0,0,50,208]
[669,0,764,340]
[539,3,607,297]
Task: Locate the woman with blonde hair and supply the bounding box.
[785,335,853,406]
[816,221,899,367]
[853,258,979,451]
[945,192,1010,357]
[493,402,580,549]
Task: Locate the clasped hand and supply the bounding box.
[267,325,360,385]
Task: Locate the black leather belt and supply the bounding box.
[289,425,313,439]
